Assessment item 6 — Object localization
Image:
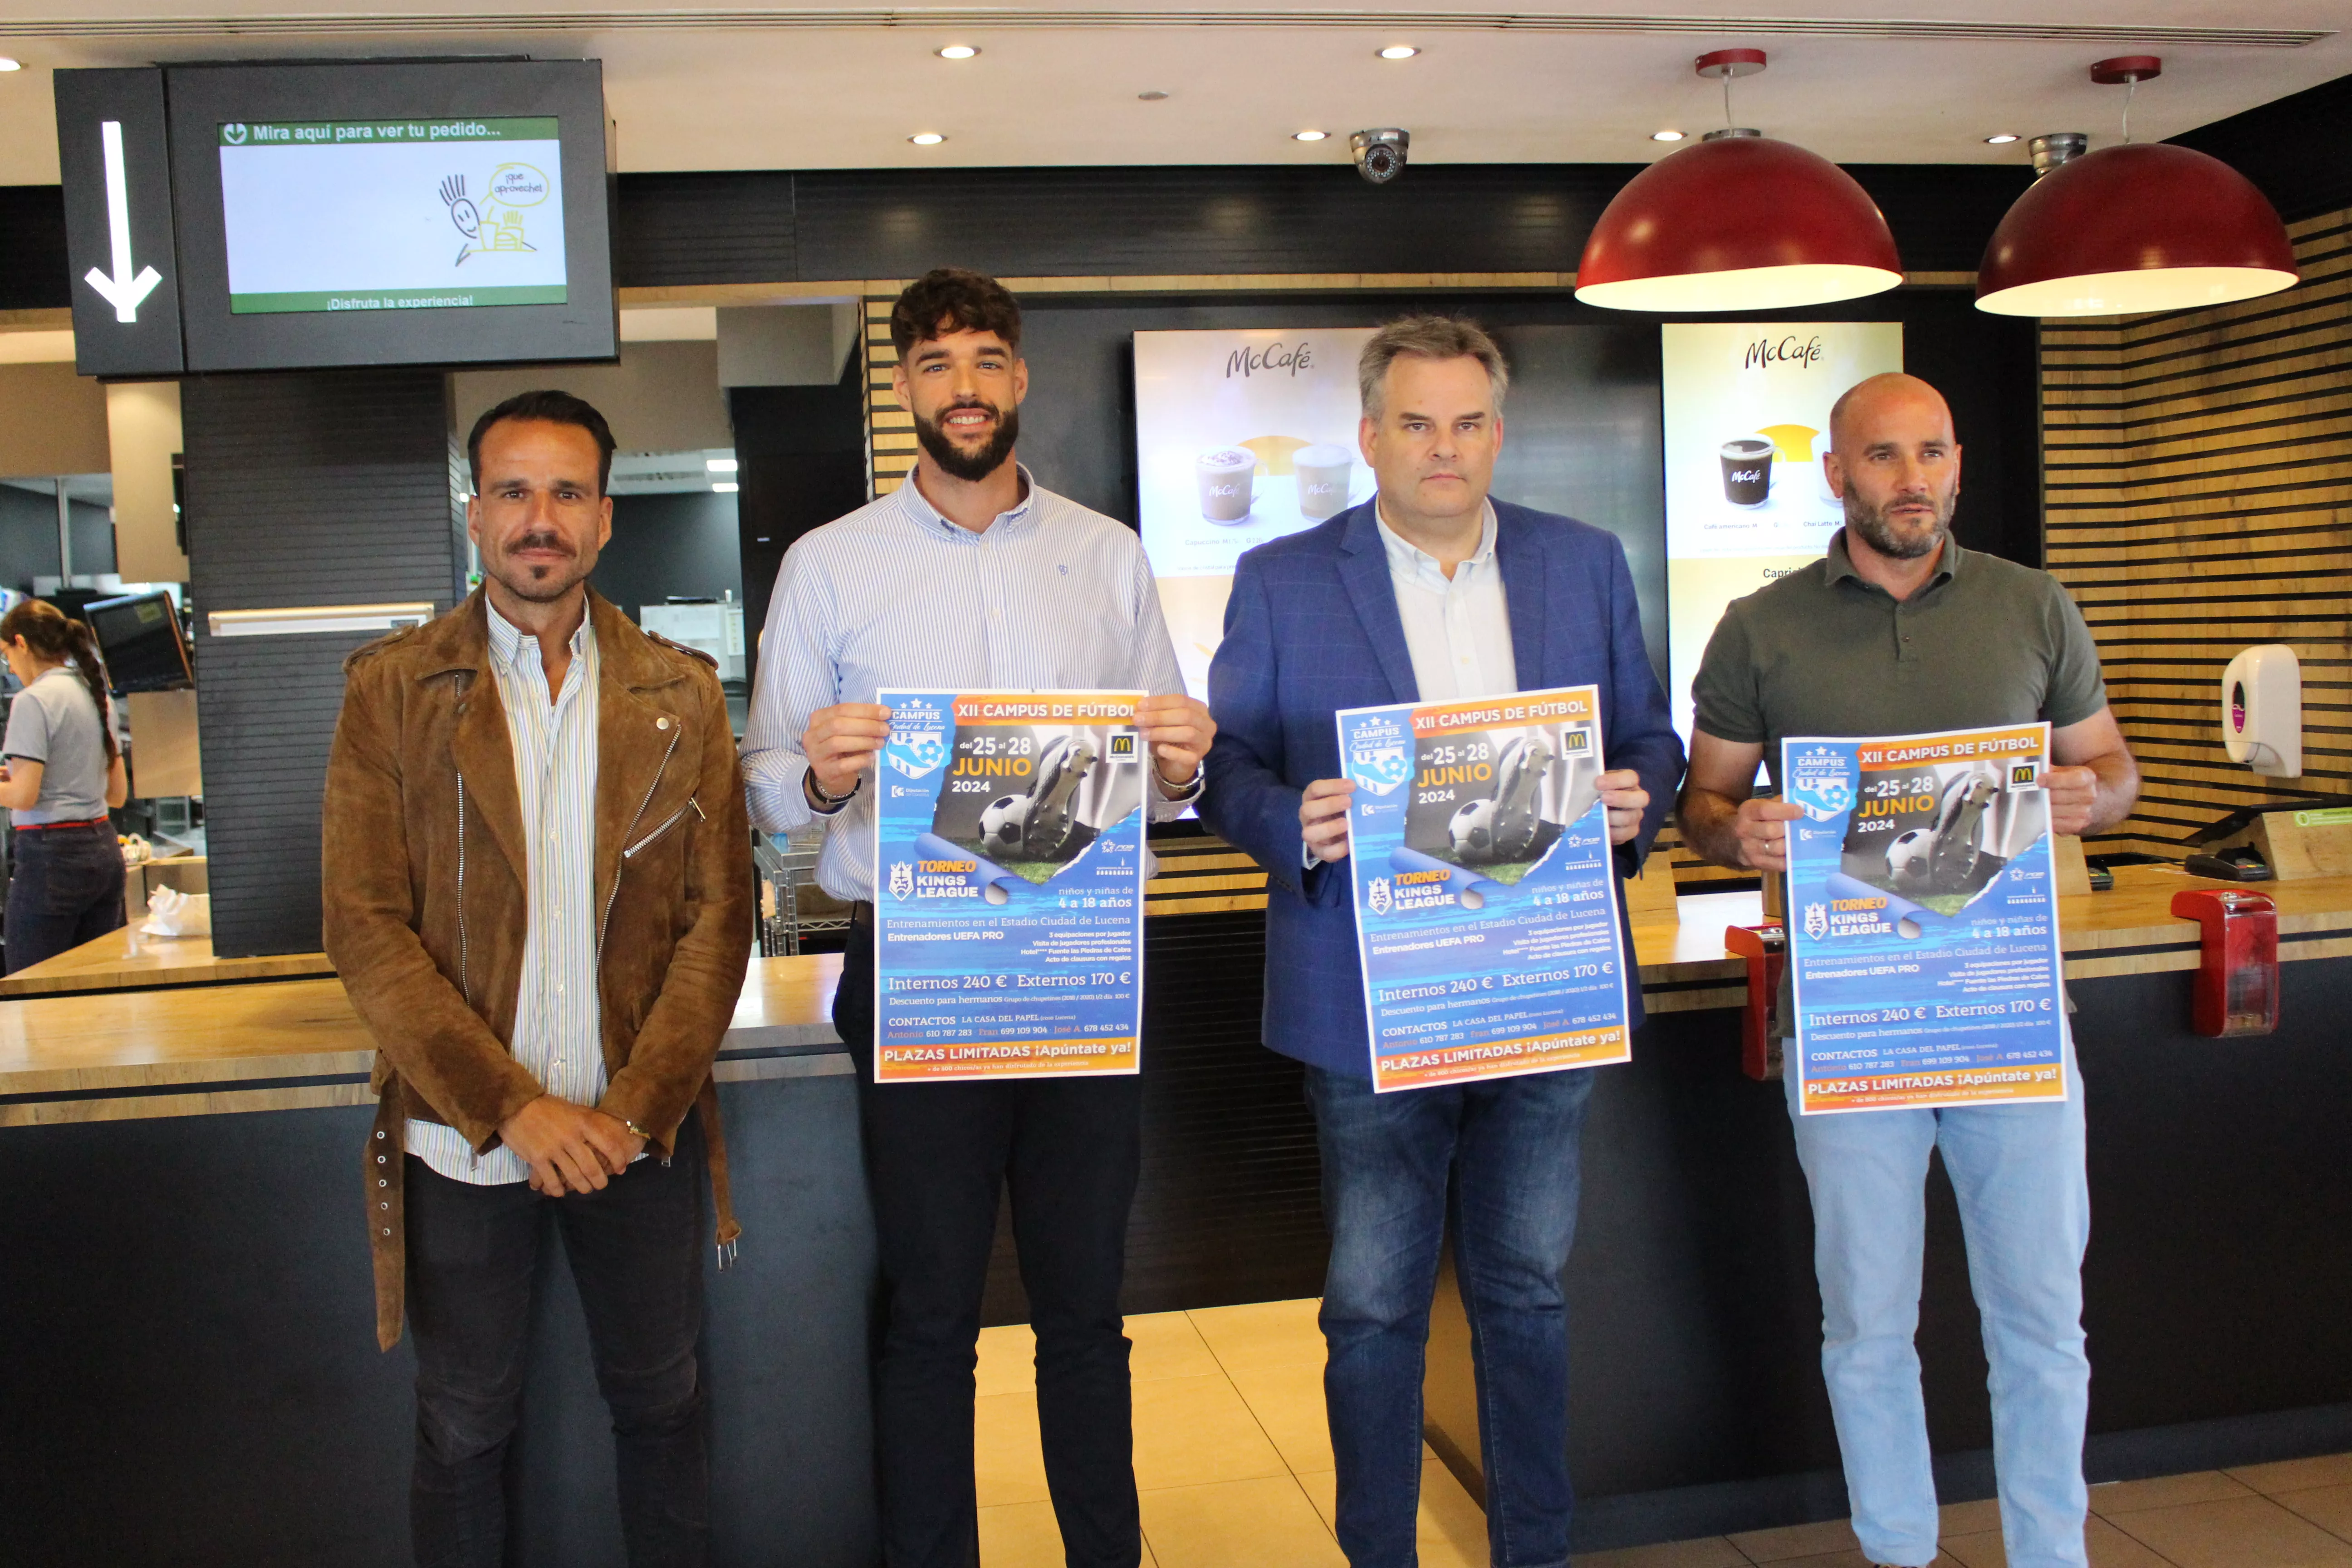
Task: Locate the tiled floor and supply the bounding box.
[975,1296,1490,1568]
[974,1296,2352,1568]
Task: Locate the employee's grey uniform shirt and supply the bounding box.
[3,665,118,826]
[1691,530,2107,776]
[742,465,1199,904]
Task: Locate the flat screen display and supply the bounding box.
[164,59,614,372]
[86,591,193,694]
[1659,322,1902,746]
[1132,327,1378,699]
[217,116,568,315]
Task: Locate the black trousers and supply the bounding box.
[404,1114,710,1568]
[838,916,1145,1568]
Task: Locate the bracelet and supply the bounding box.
[808,772,860,808]
[623,1118,652,1141]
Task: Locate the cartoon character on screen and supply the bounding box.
[441,166,545,267]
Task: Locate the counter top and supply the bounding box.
[0,926,335,999]
[5,862,2346,1126]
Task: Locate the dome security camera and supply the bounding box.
[1351,128,1410,184]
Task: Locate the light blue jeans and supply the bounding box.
[1785,1049,2091,1568]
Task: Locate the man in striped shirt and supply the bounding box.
[326,390,754,1568]
[742,269,1214,1568]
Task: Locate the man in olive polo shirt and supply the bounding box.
[1679,373,2139,1568]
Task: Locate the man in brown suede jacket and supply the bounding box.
[323,389,752,1568]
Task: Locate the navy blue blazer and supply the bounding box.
[1200,499,1686,1078]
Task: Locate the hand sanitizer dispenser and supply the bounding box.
[2222,645,2301,777]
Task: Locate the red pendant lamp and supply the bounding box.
[1976,58,2298,317]
[1577,49,1903,312]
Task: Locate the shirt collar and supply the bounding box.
[897,462,1039,538]
[485,597,593,671]
[1376,498,1498,586]
[1824,527,1964,594]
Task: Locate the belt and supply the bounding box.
[16,817,111,832]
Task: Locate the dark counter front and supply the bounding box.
[4,865,2351,1563]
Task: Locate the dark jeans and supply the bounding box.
[4,821,124,975]
[837,916,1144,1568]
[1305,1064,1595,1568]
[405,1113,710,1568]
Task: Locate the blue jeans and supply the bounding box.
[1785,1051,2090,1568]
[5,821,125,975]
[1305,1064,1594,1568]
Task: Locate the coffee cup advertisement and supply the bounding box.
[1134,328,1378,698]
[1659,322,1904,745]
[1335,685,1633,1093]
[872,689,1149,1082]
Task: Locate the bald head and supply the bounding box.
[1829,372,1955,454]
[1824,372,1961,564]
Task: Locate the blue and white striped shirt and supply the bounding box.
[743,465,1191,902]
[407,603,603,1185]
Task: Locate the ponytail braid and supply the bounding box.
[61,618,118,762]
[0,598,118,760]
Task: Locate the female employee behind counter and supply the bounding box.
[0,599,129,974]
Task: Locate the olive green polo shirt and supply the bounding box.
[1692,530,2107,780]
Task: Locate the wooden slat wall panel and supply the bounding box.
[2043,206,2352,858]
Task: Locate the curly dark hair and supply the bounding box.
[889,268,1023,359]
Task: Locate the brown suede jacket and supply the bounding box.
[322,588,754,1350]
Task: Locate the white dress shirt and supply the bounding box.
[1306,500,1520,868]
[1378,498,1518,703]
[407,603,603,1185]
[742,465,1196,904]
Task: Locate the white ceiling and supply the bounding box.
[0,2,2341,184]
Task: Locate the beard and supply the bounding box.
[489,529,590,604]
[1845,486,1955,560]
[914,398,1020,483]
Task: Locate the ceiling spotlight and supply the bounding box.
[1651,129,1686,142]
[706,456,739,473]
[936,44,977,59]
[711,482,740,494]
[1378,45,1419,59]
[0,58,20,73]
[909,132,946,146]
[1294,129,1328,142]
[1985,132,2020,145]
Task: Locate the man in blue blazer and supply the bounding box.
[1201,317,1683,1568]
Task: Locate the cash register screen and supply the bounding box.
[86,592,193,694]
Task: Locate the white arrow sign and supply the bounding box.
[82,120,162,324]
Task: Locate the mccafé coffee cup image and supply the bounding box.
[1197,448,1256,522]
[1720,438,1774,507]
[1294,443,1354,520]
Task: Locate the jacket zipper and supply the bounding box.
[598,726,681,962]
[455,769,470,1003]
[623,795,701,861]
